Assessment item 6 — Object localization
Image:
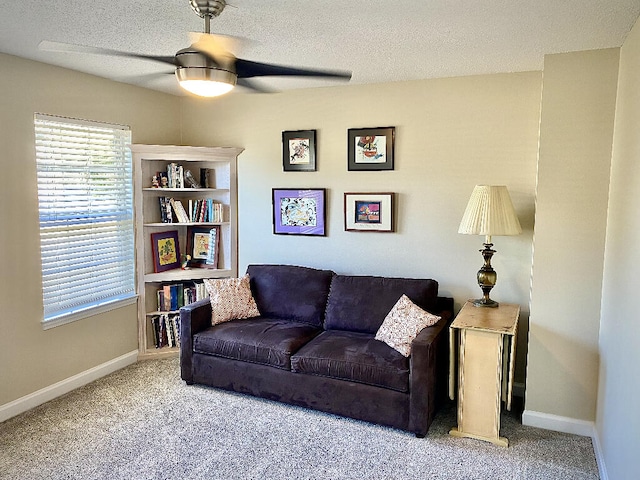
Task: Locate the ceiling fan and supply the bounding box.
[39,0,352,97]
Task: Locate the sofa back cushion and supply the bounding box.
[246,264,335,327]
[324,275,439,334]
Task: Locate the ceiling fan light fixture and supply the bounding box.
[176,66,237,97]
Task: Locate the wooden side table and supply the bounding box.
[449,300,520,447]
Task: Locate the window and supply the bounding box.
[35,114,136,328]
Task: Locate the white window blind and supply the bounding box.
[35,114,136,327]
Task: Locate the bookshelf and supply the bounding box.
[131,144,243,359]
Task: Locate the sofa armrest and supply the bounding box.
[180,298,211,384]
[408,296,453,436]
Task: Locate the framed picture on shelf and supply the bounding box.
[150,230,181,272]
[186,225,220,269]
[347,127,395,171]
[344,192,395,232]
[282,130,317,172]
[272,188,326,236]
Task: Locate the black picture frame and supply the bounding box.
[282,130,317,171]
[347,127,395,171]
[185,225,220,269]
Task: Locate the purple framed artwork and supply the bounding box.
[150,230,181,272]
[272,188,326,236]
[344,192,394,232]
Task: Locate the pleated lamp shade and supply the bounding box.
[458,185,522,238]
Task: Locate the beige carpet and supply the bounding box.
[0,357,599,479]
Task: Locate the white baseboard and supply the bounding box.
[591,428,609,480]
[522,409,594,437]
[0,350,138,423]
[522,409,608,479]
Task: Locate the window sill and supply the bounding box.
[42,295,138,330]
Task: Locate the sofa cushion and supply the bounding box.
[203,274,260,326]
[246,264,335,327]
[193,318,322,370]
[290,330,410,393]
[324,275,439,334]
[375,295,441,356]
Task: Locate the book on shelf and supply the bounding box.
[167,163,184,189]
[150,313,180,349]
[157,196,223,224]
[200,168,215,188]
[156,281,207,312]
[168,198,190,223]
[158,196,173,223]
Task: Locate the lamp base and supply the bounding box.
[472,297,499,308]
[474,242,498,308]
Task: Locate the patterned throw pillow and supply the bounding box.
[375,294,441,357]
[203,274,260,326]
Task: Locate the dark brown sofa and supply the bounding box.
[180,264,453,437]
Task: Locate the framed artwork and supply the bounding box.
[282,130,317,171]
[186,225,220,269]
[272,188,326,236]
[151,230,181,272]
[344,192,395,232]
[347,127,395,171]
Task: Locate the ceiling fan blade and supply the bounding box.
[236,78,276,93]
[235,58,352,80]
[38,40,177,67]
[188,32,240,69]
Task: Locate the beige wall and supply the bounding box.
[180,72,543,386]
[526,49,619,421]
[597,17,640,480]
[0,53,182,405]
[3,41,636,477]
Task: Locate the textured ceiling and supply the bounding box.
[0,0,639,96]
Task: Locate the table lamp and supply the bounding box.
[458,185,522,307]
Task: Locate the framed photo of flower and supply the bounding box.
[282,130,317,171]
[150,230,181,272]
[347,127,395,171]
[344,192,395,232]
[186,225,220,269]
[272,188,326,236]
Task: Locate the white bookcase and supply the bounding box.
[130,144,243,359]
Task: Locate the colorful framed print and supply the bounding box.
[283,130,317,171]
[347,127,395,171]
[344,192,395,232]
[272,188,326,236]
[151,230,181,272]
[186,225,220,269]
[347,127,396,171]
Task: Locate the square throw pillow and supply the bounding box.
[203,274,260,326]
[375,294,441,357]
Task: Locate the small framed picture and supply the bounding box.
[186,225,220,269]
[273,188,326,236]
[150,230,181,272]
[283,130,317,171]
[344,192,395,232]
[347,127,395,171]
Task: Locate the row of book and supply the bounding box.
[152,165,215,189]
[156,281,208,312]
[150,313,180,348]
[158,197,224,223]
